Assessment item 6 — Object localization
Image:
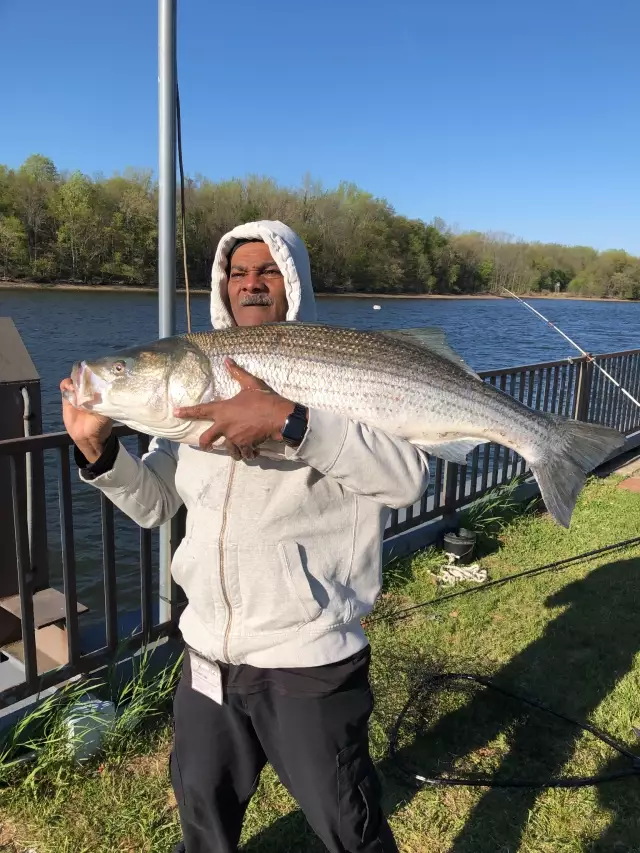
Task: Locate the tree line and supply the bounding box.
[1,154,639,299]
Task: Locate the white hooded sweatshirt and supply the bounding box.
[80,221,430,668]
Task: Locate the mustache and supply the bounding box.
[239,293,274,307]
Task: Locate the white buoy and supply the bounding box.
[373,304,381,310]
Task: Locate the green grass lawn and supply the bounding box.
[1,475,639,853]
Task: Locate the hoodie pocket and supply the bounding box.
[237,539,323,636]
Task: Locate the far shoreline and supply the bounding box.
[0,280,635,303]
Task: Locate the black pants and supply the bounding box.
[170,651,398,853]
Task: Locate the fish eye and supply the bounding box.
[112,360,127,375]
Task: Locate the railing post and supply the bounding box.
[9,456,38,688]
[574,358,594,422]
[443,462,459,516]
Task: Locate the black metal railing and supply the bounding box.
[0,427,181,708]
[0,348,638,708]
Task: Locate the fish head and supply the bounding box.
[69,337,213,441]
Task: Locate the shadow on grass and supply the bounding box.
[243,556,640,852]
[590,754,640,852]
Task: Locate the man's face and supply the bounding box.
[226,242,288,327]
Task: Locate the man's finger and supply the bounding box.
[223,440,242,461]
[198,424,224,451]
[175,402,220,420]
[225,358,269,391]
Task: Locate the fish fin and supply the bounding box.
[413,436,489,464]
[531,419,625,527]
[382,327,481,379]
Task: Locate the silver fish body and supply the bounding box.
[67,323,625,527]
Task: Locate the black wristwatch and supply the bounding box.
[281,403,308,448]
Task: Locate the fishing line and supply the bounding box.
[379,535,640,788]
[176,82,191,334]
[502,288,640,410]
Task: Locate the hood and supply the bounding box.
[210,220,317,328]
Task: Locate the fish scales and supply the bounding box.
[67,322,625,527]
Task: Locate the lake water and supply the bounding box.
[1,289,638,634]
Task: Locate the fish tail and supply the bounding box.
[531,419,625,528]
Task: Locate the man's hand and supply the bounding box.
[174,359,295,461]
[60,378,113,463]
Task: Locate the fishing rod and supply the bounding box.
[502,287,640,410]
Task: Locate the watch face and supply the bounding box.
[283,406,308,445]
[284,416,305,443]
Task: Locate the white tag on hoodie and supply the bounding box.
[189,650,223,705]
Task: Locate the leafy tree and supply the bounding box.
[0,154,637,300]
[54,171,104,280]
[0,215,27,278]
[14,154,58,269]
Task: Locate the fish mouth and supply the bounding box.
[70,361,105,409]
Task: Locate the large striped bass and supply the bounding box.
[65,323,625,527]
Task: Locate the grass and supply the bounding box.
[1,475,640,852]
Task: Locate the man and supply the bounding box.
[61,221,430,853]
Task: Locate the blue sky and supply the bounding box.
[2,0,639,252]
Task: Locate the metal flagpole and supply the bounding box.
[157,0,177,623]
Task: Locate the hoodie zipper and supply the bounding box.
[219,459,236,662]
